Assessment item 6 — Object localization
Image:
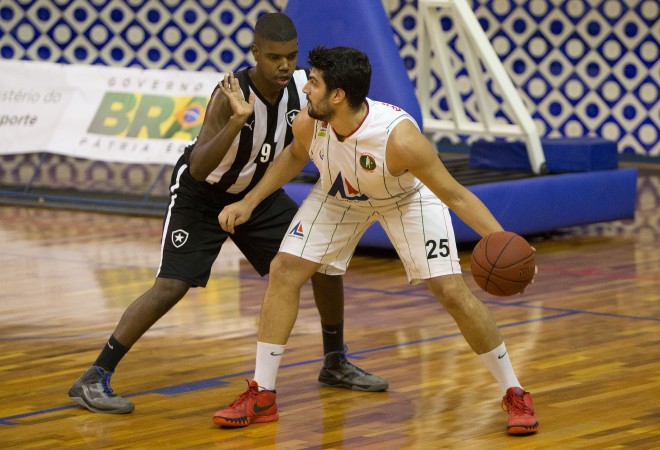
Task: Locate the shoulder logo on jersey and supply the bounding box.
[289,221,304,238]
[171,229,189,248]
[378,101,402,111]
[328,173,369,201]
[316,121,328,137]
[359,153,377,172]
[286,109,299,127]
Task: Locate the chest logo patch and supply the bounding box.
[359,153,377,172]
[286,109,299,127]
[328,173,369,201]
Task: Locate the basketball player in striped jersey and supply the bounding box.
[213,46,538,435]
[68,14,387,415]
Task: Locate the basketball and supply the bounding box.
[470,231,535,296]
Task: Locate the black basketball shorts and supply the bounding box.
[157,166,299,287]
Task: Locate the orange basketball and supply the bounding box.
[470,231,535,296]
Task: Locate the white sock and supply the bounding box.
[254,341,285,391]
[478,342,522,394]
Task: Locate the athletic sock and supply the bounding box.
[93,335,130,372]
[254,341,285,391]
[321,321,344,355]
[478,342,522,394]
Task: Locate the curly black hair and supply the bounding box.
[308,46,371,109]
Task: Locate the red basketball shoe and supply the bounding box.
[502,387,539,434]
[213,380,278,427]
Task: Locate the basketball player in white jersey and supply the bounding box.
[213,46,538,435]
[68,15,387,416]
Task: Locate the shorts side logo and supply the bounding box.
[171,229,189,248]
[289,221,304,238]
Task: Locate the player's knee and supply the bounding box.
[152,278,190,304]
[310,272,342,289]
[269,253,315,287]
[427,275,471,309]
[269,254,295,279]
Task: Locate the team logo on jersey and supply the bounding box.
[379,101,402,111]
[286,109,299,127]
[328,173,369,201]
[289,221,304,238]
[171,229,189,248]
[359,153,377,172]
[317,122,328,137]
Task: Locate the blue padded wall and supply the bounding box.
[470,138,619,172]
[284,0,423,128]
[285,167,639,247]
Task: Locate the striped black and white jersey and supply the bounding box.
[185,67,308,195]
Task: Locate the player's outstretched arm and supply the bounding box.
[189,72,255,181]
[218,109,315,234]
[387,120,503,238]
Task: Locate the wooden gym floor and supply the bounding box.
[1,166,658,449]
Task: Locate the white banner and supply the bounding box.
[0,60,222,164]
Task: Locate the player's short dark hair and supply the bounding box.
[254,13,297,42]
[308,46,371,109]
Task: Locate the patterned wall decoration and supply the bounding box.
[385,0,659,159]
[0,0,658,204]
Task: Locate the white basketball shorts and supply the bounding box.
[279,183,462,284]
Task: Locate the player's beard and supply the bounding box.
[307,94,334,122]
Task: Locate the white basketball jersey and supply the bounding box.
[308,99,422,204]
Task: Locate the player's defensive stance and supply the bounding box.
[213,46,538,435]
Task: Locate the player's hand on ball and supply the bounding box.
[470,231,536,296]
[521,247,538,293]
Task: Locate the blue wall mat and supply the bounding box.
[284,0,423,129]
[284,167,638,248]
[450,167,638,242]
[470,138,619,172]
